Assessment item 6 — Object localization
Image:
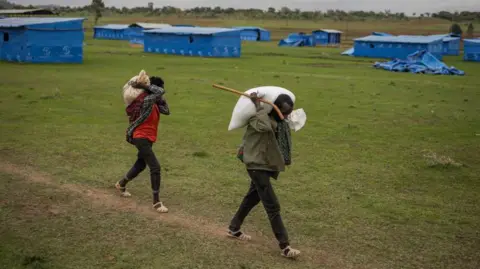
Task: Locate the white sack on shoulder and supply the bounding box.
[122,70,150,106]
[228,86,295,131]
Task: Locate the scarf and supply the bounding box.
[275,120,292,165]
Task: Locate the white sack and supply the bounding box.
[228,86,296,131]
[122,70,150,106]
[287,108,307,132]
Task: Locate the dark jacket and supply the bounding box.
[241,107,285,172]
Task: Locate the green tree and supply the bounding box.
[450,23,463,35]
[91,0,105,25]
[466,23,474,38]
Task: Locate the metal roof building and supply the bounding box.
[312,29,342,46]
[127,22,172,45]
[232,26,270,41]
[93,24,130,40]
[353,35,444,60]
[463,39,480,62]
[0,17,85,63]
[143,27,242,58]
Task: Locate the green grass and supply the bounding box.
[1,23,480,269]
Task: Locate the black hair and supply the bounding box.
[274,94,294,111]
[150,76,165,88]
[270,94,294,121]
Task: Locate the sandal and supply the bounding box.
[153,202,169,213]
[281,246,300,259]
[227,230,252,241]
[115,181,131,197]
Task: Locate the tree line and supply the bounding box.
[1,0,480,22]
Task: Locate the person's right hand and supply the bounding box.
[250,92,262,107]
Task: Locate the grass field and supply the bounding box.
[1,18,480,269]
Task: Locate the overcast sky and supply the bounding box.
[9,0,480,14]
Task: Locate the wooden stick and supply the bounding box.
[212,84,284,120]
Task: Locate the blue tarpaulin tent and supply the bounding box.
[312,29,342,46]
[278,33,316,47]
[127,22,171,45]
[143,27,241,58]
[353,35,444,60]
[233,26,270,41]
[0,17,85,63]
[373,50,465,75]
[93,24,129,40]
[463,39,480,62]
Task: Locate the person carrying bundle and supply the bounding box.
[115,72,170,214]
[227,91,301,259]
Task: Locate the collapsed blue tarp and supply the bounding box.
[373,50,465,75]
[278,33,316,47]
[342,47,354,56]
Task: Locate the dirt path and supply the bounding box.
[0,160,346,268]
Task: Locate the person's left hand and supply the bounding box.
[129,80,148,90]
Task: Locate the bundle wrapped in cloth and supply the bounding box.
[228,86,306,132]
[122,70,150,106]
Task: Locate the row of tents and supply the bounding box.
[93,23,271,44]
[342,32,480,62]
[0,17,271,63]
[0,17,478,64]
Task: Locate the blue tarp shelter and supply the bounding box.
[312,29,342,46]
[143,27,241,58]
[278,33,316,47]
[0,17,85,63]
[464,39,480,62]
[127,22,171,45]
[373,50,465,75]
[232,26,270,41]
[353,35,444,60]
[93,24,129,40]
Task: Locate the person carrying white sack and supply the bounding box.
[227,91,301,259]
[115,70,170,213]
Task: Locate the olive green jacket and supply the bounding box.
[241,107,285,172]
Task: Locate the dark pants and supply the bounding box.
[125,138,161,204]
[229,170,290,249]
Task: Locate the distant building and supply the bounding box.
[93,24,130,40]
[232,27,270,41]
[0,17,85,63]
[426,34,461,56]
[353,35,444,60]
[463,39,480,62]
[312,29,342,46]
[127,23,172,45]
[143,27,242,58]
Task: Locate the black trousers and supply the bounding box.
[125,138,161,203]
[229,170,290,249]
